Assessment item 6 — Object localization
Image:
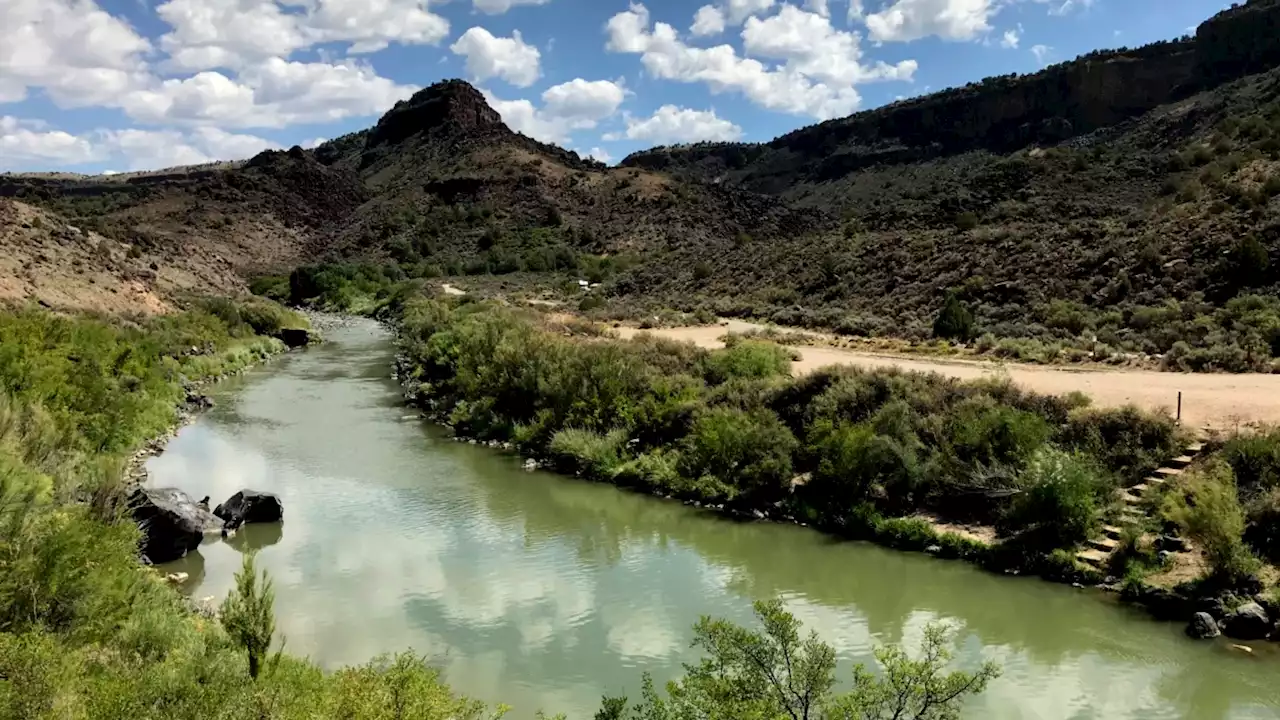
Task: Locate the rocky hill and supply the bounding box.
[1,0,1278,367]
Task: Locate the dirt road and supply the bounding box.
[618,321,1280,431]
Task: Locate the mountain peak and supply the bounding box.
[368,79,508,148]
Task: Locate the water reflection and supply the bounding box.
[149,319,1280,720]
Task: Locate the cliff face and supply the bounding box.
[623,0,1280,195]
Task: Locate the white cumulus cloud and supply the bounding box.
[0,116,279,171]
[483,78,626,143]
[154,0,450,72]
[121,58,414,128]
[472,0,552,13]
[691,5,727,36]
[1031,43,1052,64]
[607,105,742,144]
[1001,28,1020,49]
[865,0,997,43]
[0,0,152,106]
[724,0,776,24]
[606,3,915,120]
[450,28,542,88]
[0,116,103,166]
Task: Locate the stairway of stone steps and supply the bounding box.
[1077,442,1205,570]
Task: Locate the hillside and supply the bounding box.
[1,0,1279,369]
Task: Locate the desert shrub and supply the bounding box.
[932,294,975,341]
[548,428,628,478]
[680,407,797,501]
[1221,427,1280,499]
[702,341,792,384]
[1244,487,1280,563]
[1003,447,1110,548]
[1059,405,1179,483]
[942,397,1052,469]
[954,211,979,230]
[1161,459,1261,587]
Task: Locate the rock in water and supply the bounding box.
[1224,602,1271,640]
[214,489,284,524]
[1186,612,1221,639]
[276,327,312,348]
[128,487,223,564]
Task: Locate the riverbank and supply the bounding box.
[149,316,1280,718]
[389,295,1280,640]
[0,300,526,717]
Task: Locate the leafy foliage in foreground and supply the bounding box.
[0,305,511,719]
[398,297,1184,568]
[602,599,998,720]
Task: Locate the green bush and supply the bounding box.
[809,420,921,512]
[548,428,628,478]
[932,294,975,341]
[703,340,792,385]
[1003,447,1109,548]
[1161,459,1261,587]
[680,407,797,501]
[1222,427,1280,498]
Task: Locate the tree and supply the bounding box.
[623,599,998,720]
[932,294,975,342]
[220,552,281,679]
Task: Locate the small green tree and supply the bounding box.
[1162,459,1261,587]
[220,552,280,679]
[932,295,974,342]
[625,599,998,720]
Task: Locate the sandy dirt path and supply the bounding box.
[617,321,1280,431]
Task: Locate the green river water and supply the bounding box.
[152,319,1280,719]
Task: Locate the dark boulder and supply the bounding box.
[1186,612,1221,639]
[128,487,222,564]
[214,489,284,524]
[1154,535,1189,553]
[1224,602,1271,640]
[276,327,312,348]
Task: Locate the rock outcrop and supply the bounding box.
[1224,602,1272,640]
[1186,611,1222,639]
[276,327,312,348]
[214,489,284,525]
[129,487,222,564]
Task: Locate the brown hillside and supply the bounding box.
[0,0,1277,354]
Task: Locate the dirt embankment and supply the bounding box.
[618,320,1280,432]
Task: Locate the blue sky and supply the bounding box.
[0,0,1235,174]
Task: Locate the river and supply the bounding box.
[151,319,1280,720]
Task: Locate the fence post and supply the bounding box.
[1177,391,1182,424]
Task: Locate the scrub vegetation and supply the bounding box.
[395,296,1187,577]
[0,300,998,718]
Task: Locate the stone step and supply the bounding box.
[1121,491,1143,505]
[1130,483,1149,495]
[1077,548,1109,567]
[1169,455,1196,468]
[1186,442,1205,454]
[1088,536,1121,553]
[1155,467,1184,478]
[1102,524,1125,540]
[1120,510,1146,526]
[1145,476,1167,486]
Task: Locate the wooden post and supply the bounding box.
[1177,391,1182,424]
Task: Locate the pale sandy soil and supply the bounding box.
[617,320,1280,432]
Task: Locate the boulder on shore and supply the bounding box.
[129,487,223,564]
[1224,602,1272,640]
[1186,612,1221,639]
[276,327,312,348]
[214,489,284,525]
